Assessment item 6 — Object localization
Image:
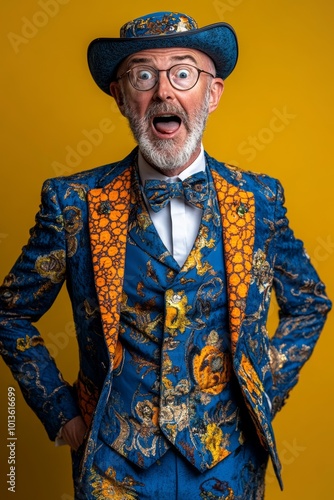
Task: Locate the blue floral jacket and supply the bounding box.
[0,149,331,487]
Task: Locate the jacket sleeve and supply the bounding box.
[268,179,332,416]
[0,179,81,440]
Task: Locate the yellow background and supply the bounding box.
[0,1,333,498]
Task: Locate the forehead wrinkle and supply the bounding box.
[168,54,198,64]
[127,57,152,66]
[126,53,199,69]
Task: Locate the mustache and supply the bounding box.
[144,102,190,131]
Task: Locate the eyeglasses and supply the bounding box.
[117,64,216,92]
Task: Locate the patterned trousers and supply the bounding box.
[73,435,268,500]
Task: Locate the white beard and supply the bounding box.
[122,86,211,173]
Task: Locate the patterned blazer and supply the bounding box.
[0,148,331,487]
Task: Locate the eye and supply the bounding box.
[175,68,191,79]
[137,69,154,81]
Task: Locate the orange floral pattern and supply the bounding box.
[212,171,255,352]
[90,465,140,499]
[239,353,264,404]
[193,345,231,395]
[113,340,124,371]
[87,169,131,364]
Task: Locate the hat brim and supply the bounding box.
[87,23,238,95]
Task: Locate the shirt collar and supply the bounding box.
[138,145,205,185]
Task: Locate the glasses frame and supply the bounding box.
[117,63,216,92]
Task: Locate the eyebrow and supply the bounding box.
[127,54,198,67]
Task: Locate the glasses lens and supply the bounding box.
[129,66,157,90]
[169,64,198,90]
[126,64,200,91]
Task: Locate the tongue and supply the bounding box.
[154,120,180,134]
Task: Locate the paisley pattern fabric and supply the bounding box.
[143,170,209,212]
[0,148,331,496]
[120,12,198,38]
[97,167,247,473]
[79,434,268,500]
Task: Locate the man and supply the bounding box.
[0,11,331,500]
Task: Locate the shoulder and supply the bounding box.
[42,148,137,194]
[36,149,136,210]
[205,151,281,199]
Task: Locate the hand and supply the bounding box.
[61,415,87,451]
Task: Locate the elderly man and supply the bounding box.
[0,11,331,500]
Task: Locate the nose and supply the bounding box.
[152,70,175,101]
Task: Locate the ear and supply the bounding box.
[208,78,224,114]
[109,82,125,115]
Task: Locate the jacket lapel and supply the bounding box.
[211,170,255,353]
[87,167,132,365]
[211,170,283,483]
[88,163,256,362]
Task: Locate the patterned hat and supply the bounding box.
[88,11,238,95]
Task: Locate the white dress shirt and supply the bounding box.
[138,146,206,267]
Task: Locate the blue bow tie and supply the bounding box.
[143,171,209,212]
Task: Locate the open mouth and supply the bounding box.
[152,114,182,135]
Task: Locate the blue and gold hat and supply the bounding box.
[88,11,238,95]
